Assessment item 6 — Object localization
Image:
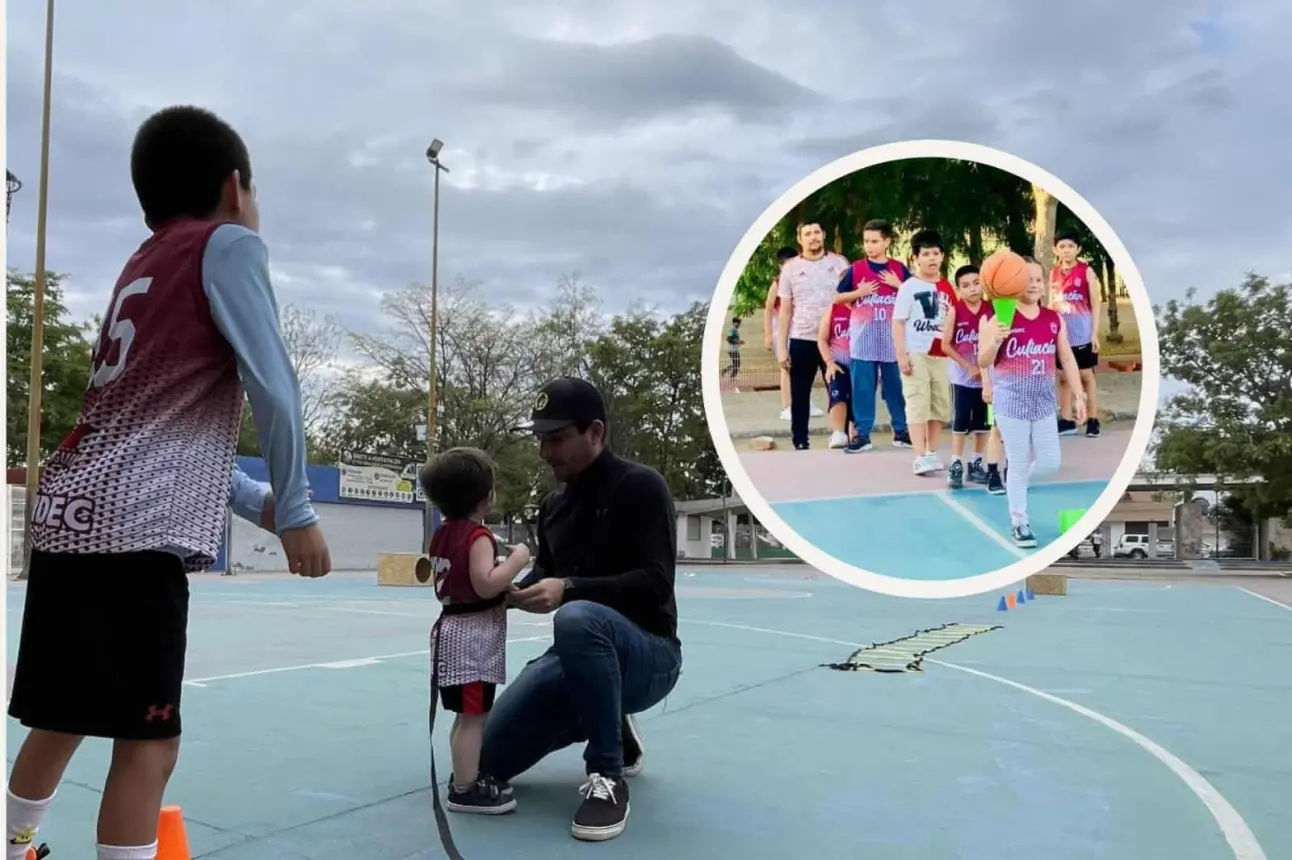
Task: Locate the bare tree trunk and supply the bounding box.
[1032,184,1058,303]
[1103,256,1122,342]
[969,223,983,264]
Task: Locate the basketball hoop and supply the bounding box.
[6,170,21,222]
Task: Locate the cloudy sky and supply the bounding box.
[6,0,1290,347]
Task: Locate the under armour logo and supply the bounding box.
[145,704,174,722]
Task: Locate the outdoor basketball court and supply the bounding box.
[6,564,1287,860]
[738,429,1131,579]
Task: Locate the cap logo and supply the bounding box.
[534,392,549,411]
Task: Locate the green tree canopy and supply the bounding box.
[731,159,1110,316]
[7,269,93,467]
[1153,272,1292,519]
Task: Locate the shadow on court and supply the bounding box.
[5,567,1287,860]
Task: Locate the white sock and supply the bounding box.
[7,789,54,860]
[972,452,983,464]
[97,842,158,859]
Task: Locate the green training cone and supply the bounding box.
[992,297,1018,329]
[1058,508,1086,533]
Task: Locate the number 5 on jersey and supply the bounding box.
[90,277,153,388]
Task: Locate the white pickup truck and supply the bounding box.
[1113,534,1175,559]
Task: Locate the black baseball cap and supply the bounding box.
[530,376,607,434]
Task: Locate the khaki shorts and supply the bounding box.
[901,353,951,424]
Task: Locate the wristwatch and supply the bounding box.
[560,577,575,595]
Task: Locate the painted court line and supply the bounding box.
[933,490,1027,558]
[183,634,550,687]
[1235,587,1291,612]
[681,618,1267,860]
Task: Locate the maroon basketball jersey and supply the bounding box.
[428,519,498,605]
[30,218,245,569]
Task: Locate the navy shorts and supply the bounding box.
[952,384,990,435]
[827,362,850,409]
[1060,343,1099,371]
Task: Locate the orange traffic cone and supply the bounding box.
[157,805,192,860]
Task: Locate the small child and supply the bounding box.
[940,264,993,488]
[419,447,531,814]
[892,229,957,475]
[724,317,744,390]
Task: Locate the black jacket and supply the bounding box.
[519,449,679,643]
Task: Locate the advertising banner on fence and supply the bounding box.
[337,450,424,504]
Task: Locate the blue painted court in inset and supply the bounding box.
[6,566,1288,860]
[773,479,1106,579]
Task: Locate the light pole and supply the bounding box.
[20,0,58,580]
[423,138,449,550]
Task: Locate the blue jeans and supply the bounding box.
[850,358,907,437]
[479,600,682,780]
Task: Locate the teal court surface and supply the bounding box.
[6,565,1290,860]
[738,430,1130,579]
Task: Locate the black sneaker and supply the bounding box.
[622,714,645,777]
[967,460,988,484]
[844,435,872,453]
[1011,524,1038,548]
[794,441,809,451]
[947,459,964,489]
[1085,418,1101,438]
[1058,418,1078,436]
[986,467,1005,495]
[572,773,629,841]
[892,430,913,448]
[451,771,513,797]
[445,774,517,815]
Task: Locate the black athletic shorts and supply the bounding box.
[439,681,496,715]
[8,550,190,740]
[952,384,990,434]
[1060,343,1099,371]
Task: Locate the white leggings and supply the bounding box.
[994,413,1062,526]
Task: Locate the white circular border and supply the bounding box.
[702,139,1161,599]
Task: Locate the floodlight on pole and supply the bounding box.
[422,138,450,550]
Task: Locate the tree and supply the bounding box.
[1153,273,1292,520]
[6,270,93,466]
[236,303,342,459]
[586,301,727,500]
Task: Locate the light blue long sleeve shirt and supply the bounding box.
[203,225,317,534]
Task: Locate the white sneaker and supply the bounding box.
[829,431,849,449]
[809,404,824,417]
[926,453,945,471]
[780,407,791,421]
[912,453,939,475]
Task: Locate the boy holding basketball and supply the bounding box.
[892,229,956,475]
[1049,229,1102,437]
[940,264,993,488]
[420,447,532,815]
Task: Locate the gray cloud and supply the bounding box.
[5,0,1290,351]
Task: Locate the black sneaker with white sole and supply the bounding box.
[622,714,644,777]
[967,460,988,484]
[1011,524,1038,548]
[572,773,630,841]
[1085,418,1101,438]
[947,459,964,489]
[445,774,517,814]
[892,430,913,448]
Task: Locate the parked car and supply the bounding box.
[1113,534,1175,559]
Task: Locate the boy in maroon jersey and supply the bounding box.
[419,448,532,815]
[6,106,330,860]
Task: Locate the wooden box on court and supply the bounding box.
[377,552,434,587]
[1026,572,1067,596]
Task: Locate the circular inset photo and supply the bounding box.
[703,141,1159,599]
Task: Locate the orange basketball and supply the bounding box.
[979,250,1030,299]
